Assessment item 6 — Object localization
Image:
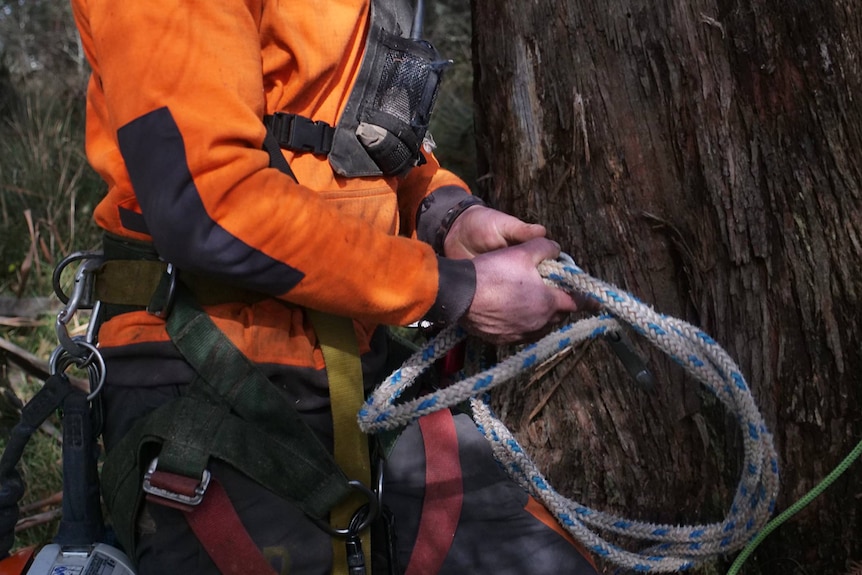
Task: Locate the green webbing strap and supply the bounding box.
[307,310,372,575]
[100,289,353,558]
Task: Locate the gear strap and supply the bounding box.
[0,374,75,558]
[307,310,372,575]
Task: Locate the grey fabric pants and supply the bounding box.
[383,413,599,574]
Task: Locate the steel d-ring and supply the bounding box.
[49,340,107,401]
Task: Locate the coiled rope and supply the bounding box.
[359,257,780,572]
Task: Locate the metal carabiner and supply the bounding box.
[605,330,656,391]
[55,256,104,358]
[310,462,384,538]
[85,301,104,347]
[52,251,103,305]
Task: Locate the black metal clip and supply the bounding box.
[345,511,368,575]
[146,263,178,319]
[605,331,656,391]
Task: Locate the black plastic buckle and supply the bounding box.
[269,112,335,155]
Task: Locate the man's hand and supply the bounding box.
[443,205,547,259]
[461,238,580,344]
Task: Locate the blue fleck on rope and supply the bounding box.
[358,257,779,573]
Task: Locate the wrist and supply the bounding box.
[422,256,477,326]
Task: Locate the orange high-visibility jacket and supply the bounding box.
[71,0,476,369]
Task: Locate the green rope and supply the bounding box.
[726,437,862,575]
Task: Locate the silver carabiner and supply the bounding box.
[55,256,104,358]
[52,251,103,305]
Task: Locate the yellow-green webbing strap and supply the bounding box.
[307,310,372,575]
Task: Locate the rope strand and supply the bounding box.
[359,258,779,573]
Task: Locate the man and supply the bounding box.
[70,0,599,573]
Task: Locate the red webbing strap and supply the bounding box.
[183,479,277,575]
[404,409,464,575]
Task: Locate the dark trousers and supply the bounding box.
[103,386,599,575]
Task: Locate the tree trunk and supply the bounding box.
[471,0,862,573]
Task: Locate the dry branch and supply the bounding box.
[0,336,88,391]
[15,508,62,533]
[19,492,62,515]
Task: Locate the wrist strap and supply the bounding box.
[434,196,486,254]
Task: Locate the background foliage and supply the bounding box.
[1,0,99,549]
[1,0,100,298]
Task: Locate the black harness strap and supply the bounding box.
[0,374,76,558]
[54,388,105,547]
[262,129,299,182]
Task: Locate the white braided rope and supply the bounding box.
[359,259,779,572]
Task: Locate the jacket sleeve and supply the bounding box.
[73,0,474,326]
[396,147,472,241]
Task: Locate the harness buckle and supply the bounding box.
[142,457,211,511]
[269,112,335,155]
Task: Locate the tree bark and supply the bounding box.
[471,0,862,573]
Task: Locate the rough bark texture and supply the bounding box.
[471,1,862,573]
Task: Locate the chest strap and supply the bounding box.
[264,113,335,156]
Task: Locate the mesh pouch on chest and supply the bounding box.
[355,30,450,176]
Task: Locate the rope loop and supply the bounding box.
[359,257,779,572]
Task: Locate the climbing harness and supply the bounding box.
[51,228,389,574]
[98,285,371,569]
[359,256,781,573]
[17,250,384,575]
